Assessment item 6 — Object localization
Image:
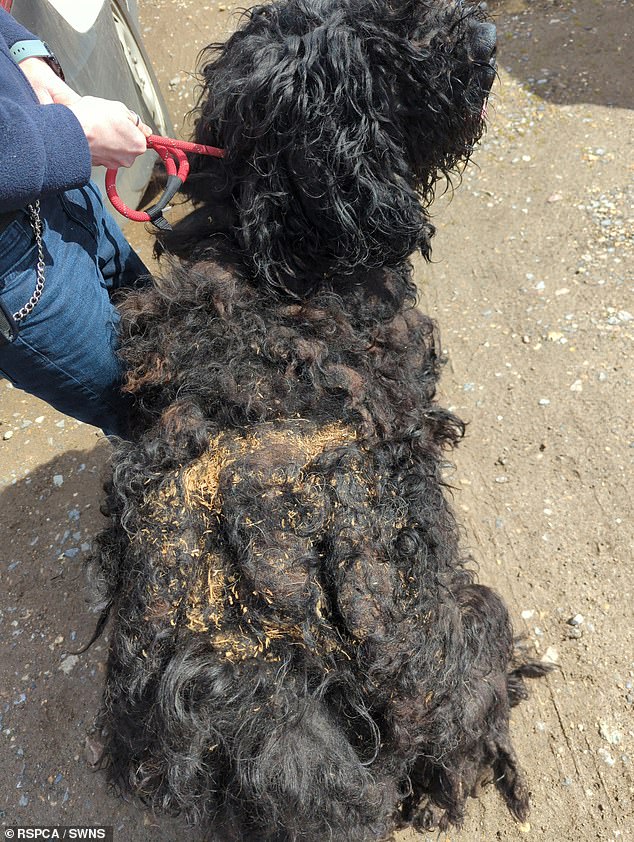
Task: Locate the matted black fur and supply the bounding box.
[91,1,546,839]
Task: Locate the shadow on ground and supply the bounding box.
[489,0,633,109]
[0,446,188,838]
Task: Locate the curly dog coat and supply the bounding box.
[91,1,545,838]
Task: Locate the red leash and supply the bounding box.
[105,135,225,230]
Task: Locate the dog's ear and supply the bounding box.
[189,4,434,295]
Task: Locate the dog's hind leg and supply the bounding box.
[490,735,531,822]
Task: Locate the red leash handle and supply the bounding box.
[105,135,225,228]
[146,135,225,158]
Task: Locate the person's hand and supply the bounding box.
[68,96,152,169]
[19,57,151,169]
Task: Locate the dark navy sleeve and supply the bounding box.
[0,6,35,46]
[0,8,92,212]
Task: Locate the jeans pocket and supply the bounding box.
[59,187,100,244]
[0,215,37,289]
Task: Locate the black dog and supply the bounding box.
[91,1,544,838]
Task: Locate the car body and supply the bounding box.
[3,0,172,211]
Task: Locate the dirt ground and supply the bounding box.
[1,0,632,839]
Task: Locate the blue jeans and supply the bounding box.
[0,182,147,436]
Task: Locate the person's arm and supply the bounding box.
[0,7,36,48]
[0,82,93,212]
[19,57,151,167]
[0,8,150,212]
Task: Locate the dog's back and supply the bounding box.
[96,284,535,835]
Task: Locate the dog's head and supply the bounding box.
[187,0,496,295]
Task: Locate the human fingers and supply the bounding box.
[127,108,153,138]
[69,97,149,168]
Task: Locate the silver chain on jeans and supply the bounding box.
[12,200,46,322]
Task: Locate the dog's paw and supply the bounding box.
[412,801,451,832]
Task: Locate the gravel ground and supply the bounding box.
[1,0,632,839]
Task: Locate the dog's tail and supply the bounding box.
[70,604,112,655]
[508,654,553,708]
